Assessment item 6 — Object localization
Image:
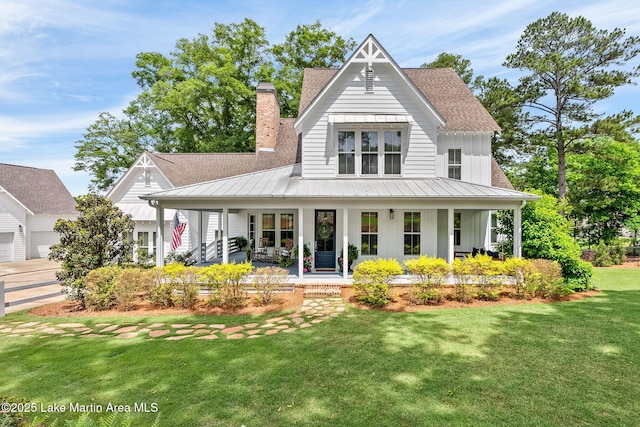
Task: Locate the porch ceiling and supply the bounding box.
[140,164,539,204]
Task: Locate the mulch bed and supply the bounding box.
[342,286,600,312]
[30,288,305,318]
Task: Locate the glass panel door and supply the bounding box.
[315,210,336,269]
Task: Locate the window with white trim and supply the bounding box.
[337,127,404,176]
[361,131,378,175]
[261,213,276,247]
[280,213,294,246]
[448,149,461,180]
[404,212,420,255]
[385,131,402,175]
[338,131,355,175]
[361,212,378,255]
[454,212,461,246]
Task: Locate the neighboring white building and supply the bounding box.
[121,34,537,276]
[0,164,77,262]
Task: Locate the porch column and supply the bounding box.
[343,208,349,279]
[298,208,304,279]
[447,208,454,264]
[154,203,164,267]
[514,204,522,258]
[197,211,203,264]
[222,207,229,264]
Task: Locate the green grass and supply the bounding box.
[1,268,640,426]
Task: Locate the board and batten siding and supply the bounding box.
[0,192,27,261]
[300,63,439,179]
[436,132,492,185]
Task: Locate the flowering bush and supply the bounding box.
[303,256,313,273]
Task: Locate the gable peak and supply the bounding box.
[353,34,389,65]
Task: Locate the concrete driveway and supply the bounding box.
[0,259,65,315]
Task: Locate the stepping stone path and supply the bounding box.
[0,298,345,341]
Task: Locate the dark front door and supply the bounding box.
[315,210,336,270]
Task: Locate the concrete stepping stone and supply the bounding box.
[115,332,139,339]
[62,333,75,337]
[246,329,261,335]
[73,327,93,332]
[277,319,291,324]
[299,323,312,328]
[222,325,244,334]
[260,323,276,328]
[209,324,225,329]
[96,323,111,328]
[171,323,192,329]
[265,316,284,323]
[57,323,87,328]
[227,333,244,339]
[114,326,138,334]
[247,335,262,339]
[243,323,258,328]
[292,318,304,324]
[193,323,207,329]
[176,329,193,335]
[193,329,210,335]
[265,329,279,335]
[0,328,12,333]
[311,319,324,324]
[283,328,297,333]
[12,328,35,334]
[147,323,165,329]
[274,325,289,330]
[99,325,119,333]
[165,336,188,341]
[196,334,219,340]
[149,330,170,338]
[20,322,41,328]
[80,334,106,338]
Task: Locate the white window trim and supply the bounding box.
[448,148,462,180]
[336,124,407,177]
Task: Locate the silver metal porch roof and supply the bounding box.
[140,164,538,202]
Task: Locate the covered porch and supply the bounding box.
[140,164,538,279]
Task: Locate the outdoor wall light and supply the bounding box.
[389,209,395,220]
[18,224,23,232]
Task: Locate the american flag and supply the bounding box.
[170,211,186,251]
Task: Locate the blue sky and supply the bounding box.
[2,0,640,196]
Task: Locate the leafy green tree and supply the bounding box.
[499,192,593,289]
[423,54,530,169]
[49,195,135,307]
[568,137,640,245]
[504,12,640,200]
[75,20,354,191]
[270,21,356,117]
[422,52,483,89]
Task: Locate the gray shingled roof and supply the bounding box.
[0,163,77,215]
[491,158,514,190]
[141,164,537,202]
[299,67,500,132]
[147,118,300,187]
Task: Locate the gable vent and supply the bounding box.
[365,67,374,93]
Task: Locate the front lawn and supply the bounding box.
[1,268,639,426]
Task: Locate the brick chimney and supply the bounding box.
[255,82,280,152]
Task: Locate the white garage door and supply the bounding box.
[30,231,58,259]
[0,232,14,262]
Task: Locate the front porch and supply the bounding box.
[203,250,354,286]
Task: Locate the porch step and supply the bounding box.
[303,284,343,298]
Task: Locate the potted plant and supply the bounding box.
[338,242,359,272]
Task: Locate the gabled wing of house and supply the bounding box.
[0,163,77,261]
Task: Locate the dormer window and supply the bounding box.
[337,127,404,176]
[365,67,374,93]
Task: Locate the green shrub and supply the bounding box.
[112,268,155,311]
[504,258,537,299]
[465,254,505,301]
[404,256,450,305]
[148,267,176,307]
[200,262,253,309]
[530,259,573,299]
[353,258,402,307]
[160,264,200,309]
[561,257,594,291]
[451,258,474,303]
[253,266,288,305]
[84,266,121,310]
[593,241,613,267]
